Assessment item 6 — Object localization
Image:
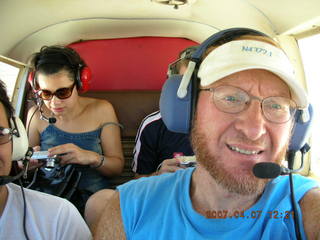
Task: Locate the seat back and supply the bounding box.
[71,37,198,186]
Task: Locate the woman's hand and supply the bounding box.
[48,143,100,166]
[18,146,44,170]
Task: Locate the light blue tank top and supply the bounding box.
[118,167,319,240]
[40,124,109,192]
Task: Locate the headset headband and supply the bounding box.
[29,47,91,92]
[160,27,305,135]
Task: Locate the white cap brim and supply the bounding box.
[198,40,308,109]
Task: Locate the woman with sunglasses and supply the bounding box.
[26,45,124,214]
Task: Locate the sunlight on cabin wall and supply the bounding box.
[0,62,19,100]
[298,34,320,176]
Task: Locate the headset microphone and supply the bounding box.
[37,98,56,124]
[253,103,313,180]
[252,162,301,179]
[40,114,57,124]
[0,147,33,186]
[253,142,310,179]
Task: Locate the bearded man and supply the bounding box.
[94,28,320,240]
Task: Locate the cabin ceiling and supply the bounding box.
[1,0,320,62]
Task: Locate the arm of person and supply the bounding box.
[94,191,126,240]
[300,187,320,240]
[133,112,184,178]
[23,105,45,169]
[132,114,160,178]
[85,189,116,231]
[26,105,41,147]
[134,157,183,178]
[93,100,124,176]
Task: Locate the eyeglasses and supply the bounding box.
[0,127,13,145]
[37,82,76,100]
[200,85,297,123]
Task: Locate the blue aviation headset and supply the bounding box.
[160,27,313,153]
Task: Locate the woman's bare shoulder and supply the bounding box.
[82,97,114,111]
[81,97,116,120]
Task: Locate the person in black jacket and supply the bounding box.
[132,46,197,178]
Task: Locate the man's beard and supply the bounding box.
[191,118,288,196]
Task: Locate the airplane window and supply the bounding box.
[298,34,320,176]
[0,61,19,100]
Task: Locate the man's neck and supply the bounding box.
[0,185,8,217]
[190,165,261,217]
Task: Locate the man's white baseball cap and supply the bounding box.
[198,40,308,109]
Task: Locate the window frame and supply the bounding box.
[297,33,320,178]
[0,55,30,117]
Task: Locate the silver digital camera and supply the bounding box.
[31,151,58,168]
[177,156,197,168]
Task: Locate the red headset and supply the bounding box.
[28,51,92,93]
[76,65,92,93]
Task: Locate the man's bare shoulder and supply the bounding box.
[300,187,320,240]
[94,191,126,240]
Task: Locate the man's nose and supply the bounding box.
[234,101,267,141]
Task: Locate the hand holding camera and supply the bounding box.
[177,155,197,168]
[31,150,58,168]
[156,154,197,175]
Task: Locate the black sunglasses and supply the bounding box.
[37,82,76,100]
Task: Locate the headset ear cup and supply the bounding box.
[160,75,193,134]
[160,28,269,135]
[289,104,314,152]
[10,117,29,161]
[79,66,92,93]
[28,71,35,89]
